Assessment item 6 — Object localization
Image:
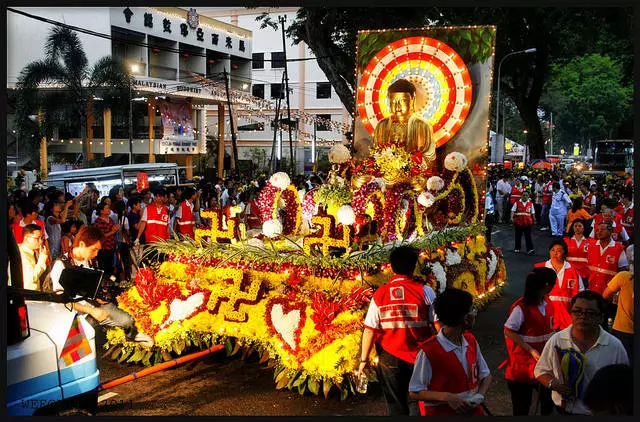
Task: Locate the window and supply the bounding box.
[271,51,285,69]
[252,84,264,99]
[271,83,284,99]
[316,114,332,132]
[316,82,331,99]
[238,122,264,132]
[252,53,264,69]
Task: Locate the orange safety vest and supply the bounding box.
[513,200,534,226]
[176,201,196,238]
[586,239,625,295]
[417,332,485,416]
[504,298,555,383]
[145,204,170,243]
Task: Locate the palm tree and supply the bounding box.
[15,26,130,168]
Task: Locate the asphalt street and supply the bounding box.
[95,222,556,416]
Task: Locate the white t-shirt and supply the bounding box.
[409,330,491,396]
[534,326,629,415]
[496,179,511,200]
[504,300,548,331]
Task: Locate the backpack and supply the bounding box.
[39,254,74,292]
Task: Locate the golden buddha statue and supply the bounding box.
[372,79,435,166]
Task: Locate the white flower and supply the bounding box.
[262,219,283,238]
[164,293,205,327]
[327,144,351,164]
[373,177,386,191]
[426,176,445,191]
[445,248,462,266]
[418,192,435,208]
[246,237,265,249]
[428,262,447,293]
[337,205,356,225]
[487,250,498,280]
[269,172,291,190]
[444,152,468,172]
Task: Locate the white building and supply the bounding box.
[196,7,351,174]
[6,6,253,177]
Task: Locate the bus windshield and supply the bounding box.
[593,140,633,174]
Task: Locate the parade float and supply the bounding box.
[105,25,503,399]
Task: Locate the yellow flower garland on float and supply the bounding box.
[272,185,303,235]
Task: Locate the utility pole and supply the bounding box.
[223,68,239,173]
[279,15,295,175]
[550,112,553,156]
[269,72,285,173]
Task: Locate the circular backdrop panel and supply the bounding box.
[357,36,473,148]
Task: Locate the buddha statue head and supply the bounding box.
[387,79,417,123]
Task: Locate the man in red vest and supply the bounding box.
[409,288,492,416]
[174,187,197,239]
[135,188,170,245]
[586,222,629,295]
[590,208,629,244]
[511,191,536,254]
[358,246,436,415]
[581,184,597,215]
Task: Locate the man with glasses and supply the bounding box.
[534,290,629,415]
[18,224,49,290]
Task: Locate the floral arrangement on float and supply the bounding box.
[104,143,506,399]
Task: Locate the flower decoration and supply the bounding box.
[445,248,462,266]
[246,237,265,249]
[427,176,445,191]
[418,192,435,208]
[301,189,319,222]
[337,205,356,226]
[444,152,469,172]
[373,177,386,191]
[327,144,351,164]
[269,172,291,190]
[262,219,283,238]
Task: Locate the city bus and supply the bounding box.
[592,139,634,176]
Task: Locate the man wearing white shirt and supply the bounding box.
[534,291,628,415]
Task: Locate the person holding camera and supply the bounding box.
[49,226,153,347]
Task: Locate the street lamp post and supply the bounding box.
[494,48,536,162]
[129,64,139,165]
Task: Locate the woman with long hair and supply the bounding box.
[504,267,556,415]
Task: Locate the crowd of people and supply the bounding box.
[6,165,634,416]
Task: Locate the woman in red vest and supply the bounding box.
[564,219,590,283]
[174,187,197,239]
[409,288,492,416]
[504,267,556,415]
[535,240,584,329]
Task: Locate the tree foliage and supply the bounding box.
[541,54,632,150]
[259,7,632,160]
[15,26,130,167]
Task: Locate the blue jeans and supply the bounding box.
[540,204,551,228]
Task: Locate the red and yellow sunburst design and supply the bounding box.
[357,36,473,148]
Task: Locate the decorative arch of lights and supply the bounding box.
[357,36,473,148]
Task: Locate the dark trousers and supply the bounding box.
[485,213,495,244]
[502,198,511,223]
[507,380,553,416]
[534,203,542,224]
[374,344,417,416]
[97,249,115,276]
[514,225,534,251]
[612,329,633,364]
